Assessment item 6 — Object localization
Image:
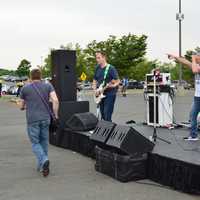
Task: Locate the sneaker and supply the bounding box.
[183,136,199,141]
[42,160,50,177]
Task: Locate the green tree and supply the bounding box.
[185,46,200,61]
[42,52,53,78]
[130,59,157,81]
[16,59,31,77]
[0,68,16,76]
[84,34,147,78]
[177,47,200,83]
[42,34,147,80]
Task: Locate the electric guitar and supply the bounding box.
[94,83,111,104]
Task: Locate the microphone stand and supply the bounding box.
[152,71,171,144]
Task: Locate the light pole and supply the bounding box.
[176,0,184,85]
[41,56,43,67]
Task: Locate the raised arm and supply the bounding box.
[191,55,200,74]
[167,54,192,68]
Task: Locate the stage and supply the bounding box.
[132,124,200,166]
[131,124,200,194]
[52,123,200,194]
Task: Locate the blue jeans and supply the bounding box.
[190,97,200,138]
[27,119,50,170]
[100,95,116,122]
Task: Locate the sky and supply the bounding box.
[0,0,199,70]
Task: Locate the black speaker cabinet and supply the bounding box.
[90,120,116,143]
[58,101,89,130]
[66,112,98,131]
[55,101,89,146]
[106,125,154,155]
[51,50,77,101]
[95,146,147,182]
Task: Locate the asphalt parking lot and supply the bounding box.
[0,91,199,200]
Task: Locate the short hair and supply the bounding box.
[95,51,107,58]
[30,69,42,80]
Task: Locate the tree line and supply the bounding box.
[1,34,199,83]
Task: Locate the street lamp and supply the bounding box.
[176,0,184,85]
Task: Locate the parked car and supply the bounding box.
[172,80,192,90]
[83,83,92,90]
[183,83,192,90]
[82,81,92,90]
[1,84,10,95]
[7,85,18,95]
[4,76,17,82]
[0,75,10,81]
[127,81,144,89]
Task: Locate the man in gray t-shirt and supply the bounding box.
[20,69,59,177]
[21,81,55,124]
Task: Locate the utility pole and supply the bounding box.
[176,0,184,85]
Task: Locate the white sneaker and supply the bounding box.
[184,136,199,141]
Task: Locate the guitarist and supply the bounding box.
[92,51,120,121]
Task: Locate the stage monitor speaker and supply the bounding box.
[106,125,154,155]
[66,112,98,131]
[51,50,77,101]
[58,101,89,131]
[90,120,116,143]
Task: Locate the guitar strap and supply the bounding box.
[31,82,56,121]
[102,64,110,86]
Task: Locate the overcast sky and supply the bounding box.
[0,0,199,69]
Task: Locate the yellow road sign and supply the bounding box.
[80,72,87,81]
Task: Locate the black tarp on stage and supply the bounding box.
[50,123,200,194]
[132,124,200,194]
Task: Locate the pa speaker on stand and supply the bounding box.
[51,50,77,101]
